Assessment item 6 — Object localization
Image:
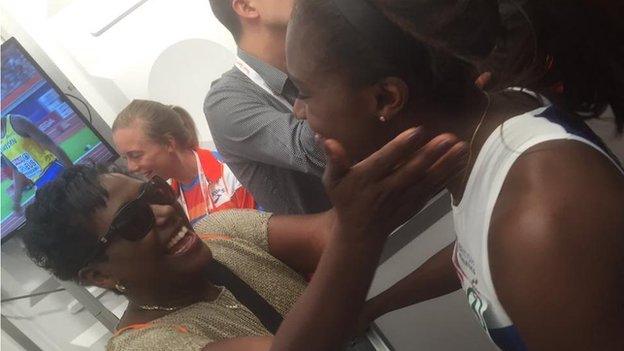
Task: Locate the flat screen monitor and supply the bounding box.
[1,38,118,240]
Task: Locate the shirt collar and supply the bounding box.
[237,49,289,95]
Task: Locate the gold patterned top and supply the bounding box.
[107,210,308,351]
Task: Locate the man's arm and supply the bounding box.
[358,243,460,330]
[205,85,325,176]
[11,116,73,167]
[489,140,624,350]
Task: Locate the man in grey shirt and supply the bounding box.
[205,0,330,214]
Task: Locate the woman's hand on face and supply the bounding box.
[321,127,467,241]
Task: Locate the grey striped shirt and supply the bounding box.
[204,50,331,214]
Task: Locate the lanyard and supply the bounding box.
[177,150,214,218]
[234,56,294,112]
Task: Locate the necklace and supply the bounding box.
[138,304,180,312]
[137,286,237,312]
[460,92,492,188]
[138,302,240,311]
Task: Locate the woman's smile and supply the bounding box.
[165,226,201,257]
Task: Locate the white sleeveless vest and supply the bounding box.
[451,105,623,350]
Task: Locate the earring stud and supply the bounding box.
[115,283,127,293]
[379,115,387,122]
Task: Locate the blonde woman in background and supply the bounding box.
[113,100,255,224]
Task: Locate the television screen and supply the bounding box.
[1,38,118,239]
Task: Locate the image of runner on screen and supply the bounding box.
[1,114,72,214]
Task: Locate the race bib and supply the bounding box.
[13,153,42,180]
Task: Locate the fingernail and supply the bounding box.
[457,142,469,156]
[436,139,453,152]
[407,127,424,141]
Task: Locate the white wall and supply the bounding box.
[1,0,123,131]
[1,0,238,148]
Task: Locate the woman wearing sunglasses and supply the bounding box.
[113,100,256,225]
[23,126,467,351]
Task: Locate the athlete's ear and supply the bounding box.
[475,72,492,89]
[374,77,409,123]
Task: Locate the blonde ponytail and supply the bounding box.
[114,100,199,150]
[170,105,199,149]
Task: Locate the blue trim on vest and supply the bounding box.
[489,325,528,351]
[180,175,200,191]
[536,106,624,172]
[211,150,224,162]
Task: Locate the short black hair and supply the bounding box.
[210,0,242,41]
[292,0,624,132]
[22,165,119,281]
[291,0,482,113]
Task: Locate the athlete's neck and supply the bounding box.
[444,91,543,205]
[238,27,288,73]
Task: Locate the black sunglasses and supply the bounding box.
[81,176,177,267]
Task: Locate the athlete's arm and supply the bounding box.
[266,210,333,275]
[205,129,467,351]
[268,131,465,351]
[357,243,460,331]
[11,115,73,167]
[489,140,624,350]
[11,170,28,213]
[4,154,28,213]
